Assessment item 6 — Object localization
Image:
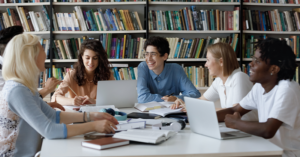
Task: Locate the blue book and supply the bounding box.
[174,39,181,58]
[105,9,118,31]
[258,11,263,31]
[97,8,109,31]
[210,10,215,30]
[86,11,96,31]
[102,34,107,50]
[129,67,135,80]
[183,9,189,30]
[262,12,267,31]
[125,35,131,58]
[83,11,91,31]
[116,39,120,59]
[113,67,120,80]
[190,6,198,30]
[99,34,103,44]
[185,39,193,58]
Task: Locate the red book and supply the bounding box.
[185,7,191,30]
[227,11,233,30]
[268,11,274,31]
[82,137,129,150]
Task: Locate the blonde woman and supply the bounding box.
[171,42,258,121]
[0,34,118,157]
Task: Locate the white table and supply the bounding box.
[40,108,283,157]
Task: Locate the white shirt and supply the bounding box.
[203,68,258,121]
[0,70,4,92]
[240,80,300,157]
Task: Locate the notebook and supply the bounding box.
[81,137,129,150]
[115,121,146,131]
[113,129,177,144]
[149,108,183,117]
[134,101,175,112]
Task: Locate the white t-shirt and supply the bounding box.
[203,68,258,121]
[240,80,300,157]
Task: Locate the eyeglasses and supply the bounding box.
[143,52,158,58]
[251,56,261,64]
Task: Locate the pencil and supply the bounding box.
[67,85,78,96]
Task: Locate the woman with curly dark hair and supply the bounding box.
[52,39,114,106]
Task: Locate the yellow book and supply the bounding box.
[122,35,126,59]
[196,39,204,58]
[19,7,30,32]
[119,10,128,30]
[52,65,56,78]
[73,10,81,31]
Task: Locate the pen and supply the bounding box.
[127,118,132,122]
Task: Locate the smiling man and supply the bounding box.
[137,36,200,103]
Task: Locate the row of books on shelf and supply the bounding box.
[166,34,239,59]
[183,65,213,88]
[39,65,213,88]
[244,0,299,3]
[52,33,238,60]
[38,66,74,88]
[149,7,239,31]
[243,8,300,32]
[243,35,300,58]
[242,64,300,84]
[151,0,239,2]
[54,0,145,2]
[0,6,51,32]
[54,7,143,31]
[0,0,49,3]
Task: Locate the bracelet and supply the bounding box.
[87,112,91,122]
[83,112,86,123]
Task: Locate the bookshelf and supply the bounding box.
[0,0,243,89]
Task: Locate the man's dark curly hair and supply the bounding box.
[143,36,170,62]
[255,37,296,81]
[0,26,24,56]
[74,39,111,86]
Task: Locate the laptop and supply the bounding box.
[96,80,138,108]
[185,97,251,140]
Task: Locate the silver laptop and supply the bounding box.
[185,97,251,140]
[96,80,138,108]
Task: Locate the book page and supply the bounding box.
[158,102,175,108]
[129,129,177,139]
[149,108,183,117]
[135,101,164,111]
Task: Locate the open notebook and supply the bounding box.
[113,129,177,144]
[134,101,175,112]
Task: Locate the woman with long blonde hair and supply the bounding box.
[0,34,118,157]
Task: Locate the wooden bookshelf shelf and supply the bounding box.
[244,58,300,61]
[243,3,300,6]
[45,59,50,63]
[0,2,50,6]
[53,2,146,5]
[243,31,300,34]
[53,30,146,34]
[149,2,240,5]
[150,30,240,34]
[51,58,243,62]
[23,31,50,35]
[197,87,209,90]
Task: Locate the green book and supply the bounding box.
[107,34,112,58]
[129,39,134,58]
[90,9,99,31]
[165,11,171,30]
[52,43,59,59]
[58,40,67,59]
[279,12,286,31]
[70,38,78,59]
[194,39,202,58]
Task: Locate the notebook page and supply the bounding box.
[149,108,183,117]
[129,129,177,139]
[113,131,165,143]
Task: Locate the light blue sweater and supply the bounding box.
[2,80,67,157]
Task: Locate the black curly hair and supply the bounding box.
[255,37,297,81]
[0,26,24,56]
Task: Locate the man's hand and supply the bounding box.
[161,95,177,102]
[47,102,65,111]
[224,112,241,129]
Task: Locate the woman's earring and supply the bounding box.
[270,73,273,76]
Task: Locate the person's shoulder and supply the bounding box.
[168,63,183,70]
[4,81,33,100]
[232,71,250,80]
[278,80,300,93]
[138,61,148,69]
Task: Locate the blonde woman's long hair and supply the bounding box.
[2,33,41,94]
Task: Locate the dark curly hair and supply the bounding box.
[74,39,111,86]
[255,37,296,81]
[143,36,170,62]
[0,26,24,56]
